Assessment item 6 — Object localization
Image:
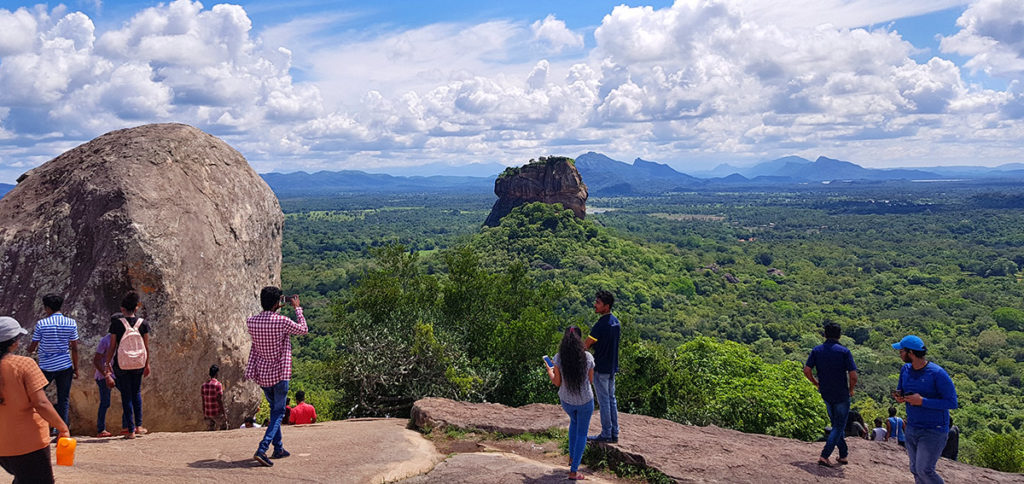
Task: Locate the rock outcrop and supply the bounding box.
[483,156,588,227]
[0,123,282,433]
[412,398,1024,483]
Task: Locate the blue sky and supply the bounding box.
[0,0,1022,181]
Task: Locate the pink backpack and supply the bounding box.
[117,318,147,370]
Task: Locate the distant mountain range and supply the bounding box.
[259,170,493,197]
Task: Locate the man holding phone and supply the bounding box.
[892,335,957,484]
[803,322,858,467]
[245,286,307,467]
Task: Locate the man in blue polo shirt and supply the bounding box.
[585,290,620,443]
[893,334,957,484]
[803,322,858,467]
[28,294,80,427]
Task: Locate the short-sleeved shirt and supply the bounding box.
[245,309,308,388]
[31,313,79,371]
[0,355,51,456]
[805,340,857,404]
[201,378,225,418]
[589,313,620,374]
[553,351,595,406]
[94,334,114,380]
[108,314,150,373]
[289,402,317,424]
[870,427,886,441]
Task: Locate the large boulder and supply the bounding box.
[483,156,588,227]
[0,123,282,433]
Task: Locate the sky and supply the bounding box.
[0,0,1022,181]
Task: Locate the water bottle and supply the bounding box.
[56,437,76,466]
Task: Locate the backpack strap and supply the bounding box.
[120,318,131,331]
[132,318,144,330]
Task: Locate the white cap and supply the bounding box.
[0,316,27,342]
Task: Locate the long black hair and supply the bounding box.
[0,336,18,405]
[558,326,587,397]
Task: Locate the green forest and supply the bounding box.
[276,184,1024,473]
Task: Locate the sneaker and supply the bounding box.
[96,430,112,438]
[588,435,611,443]
[271,448,291,459]
[253,452,273,467]
[608,437,619,444]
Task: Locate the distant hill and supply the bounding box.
[260,170,492,198]
[367,161,506,177]
[574,152,702,195]
[0,184,13,198]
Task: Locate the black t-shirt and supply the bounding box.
[108,314,150,372]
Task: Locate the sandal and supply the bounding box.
[817,458,832,467]
[837,458,849,465]
[124,433,136,440]
[568,472,586,480]
[96,430,112,438]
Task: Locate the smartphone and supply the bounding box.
[543,355,554,368]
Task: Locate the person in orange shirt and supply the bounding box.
[0,317,70,484]
[288,391,317,425]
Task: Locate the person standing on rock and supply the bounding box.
[104,292,151,439]
[246,287,307,467]
[803,322,858,467]
[892,335,957,484]
[92,333,117,437]
[27,293,79,429]
[202,364,228,431]
[584,290,620,444]
[0,316,70,484]
[547,326,594,481]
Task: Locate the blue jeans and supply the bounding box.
[95,378,111,432]
[906,426,946,484]
[592,372,618,439]
[258,380,289,454]
[115,370,143,431]
[821,399,850,459]
[561,400,594,473]
[43,367,73,426]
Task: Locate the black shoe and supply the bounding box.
[271,448,291,459]
[608,437,618,443]
[588,435,612,443]
[254,452,273,467]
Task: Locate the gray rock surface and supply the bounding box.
[402,452,614,483]
[484,157,588,227]
[412,398,1024,483]
[0,123,282,433]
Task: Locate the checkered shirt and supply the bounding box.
[201,378,224,417]
[244,308,307,388]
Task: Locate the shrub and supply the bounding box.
[975,432,1024,473]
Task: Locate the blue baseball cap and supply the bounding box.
[892,335,925,351]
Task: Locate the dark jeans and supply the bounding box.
[114,370,143,432]
[257,380,289,454]
[42,367,73,427]
[821,399,850,459]
[95,378,128,432]
[0,446,53,484]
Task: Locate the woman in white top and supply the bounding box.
[546,326,595,481]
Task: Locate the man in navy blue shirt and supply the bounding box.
[585,290,620,443]
[803,322,858,467]
[893,334,957,484]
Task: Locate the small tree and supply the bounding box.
[975,432,1024,473]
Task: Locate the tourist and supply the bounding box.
[245,287,307,466]
[240,416,261,428]
[283,397,292,425]
[546,326,594,481]
[584,290,620,443]
[288,390,317,424]
[886,407,906,447]
[870,418,887,441]
[104,292,150,439]
[941,416,960,461]
[0,317,70,484]
[27,294,79,428]
[202,364,228,431]
[846,411,868,439]
[92,333,117,437]
[893,334,958,484]
[803,322,858,467]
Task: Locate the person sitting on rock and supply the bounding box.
[202,364,228,431]
[240,417,261,428]
[288,391,316,424]
[870,418,887,441]
[546,326,594,481]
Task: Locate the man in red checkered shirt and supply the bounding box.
[201,364,227,431]
[246,286,307,467]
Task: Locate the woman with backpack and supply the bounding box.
[0,316,70,483]
[103,292,150,439]
[545,326,595,481]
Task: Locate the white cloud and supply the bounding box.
[940,0,1024,77]
[531,14,584,52]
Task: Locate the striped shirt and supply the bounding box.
[244,308,307,388]
[31,313,79,371]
